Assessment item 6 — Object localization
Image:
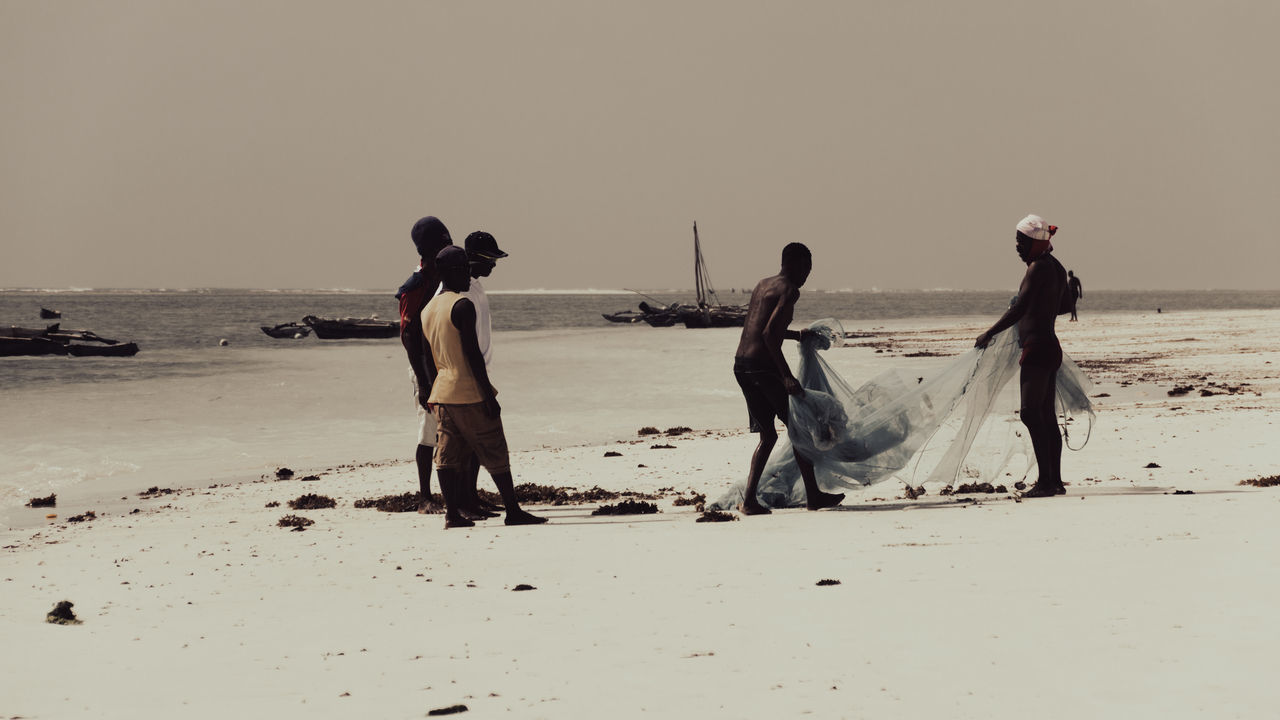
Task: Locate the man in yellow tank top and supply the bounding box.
[421,246,546,529]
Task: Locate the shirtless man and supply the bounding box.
[975,215,1072,498]
[1067,270,1083,321]
[734,242,845,515]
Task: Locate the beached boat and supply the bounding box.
[260,322,312,339]
[40,307,61,319]
[0,324,140,357]
[302,315,399,339]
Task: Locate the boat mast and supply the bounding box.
[692,221,721,308]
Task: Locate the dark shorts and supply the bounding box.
[734,356,790,433]
[434,403,511,474]
[1019,338,1063,369]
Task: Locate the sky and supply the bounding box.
[2,1,1277,292]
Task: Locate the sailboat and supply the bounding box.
[677,222,748,328]
[600,221,747,328]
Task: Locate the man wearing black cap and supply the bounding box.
[395,216,452,512]
[421,245,545,529]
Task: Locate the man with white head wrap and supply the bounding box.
[975,214,1073,497]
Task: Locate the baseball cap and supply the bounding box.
[464,231,508,261]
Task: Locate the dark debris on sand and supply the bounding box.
[650,443,677,450]
[512,584,536,591]
[427,705,469,716]
[672,491,706,508]
[138,486,175,498]
[46,600,82,625]
[265,501,280,508]
[275,467,294,479]
[944,482,1008,495]
[815,579,842,587]
[603,451,623,457]
[665,426,692,436]
[277,514,314,530]
[288,493,337,510]
[902,485,926,500]
[508,483,660,506]
[1167,385,1195,397]
[637,426,660,436]
[67,510,97,523]
[1144,462,1162,468]
[354,492,443,513]
[696,510,739,523]
[26,494,56,508]
[592,500,660,516]
[1240,475,1280,488]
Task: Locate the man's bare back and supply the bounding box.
[736,274,801,379]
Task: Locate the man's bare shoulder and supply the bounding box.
[752,274,798,303]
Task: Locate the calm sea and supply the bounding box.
[2,288,1278,527]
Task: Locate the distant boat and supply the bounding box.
[261,322,312,339]
[602,222,747,329]
[1,324,139,357]
[678,222,747,328]
[302,315,398,339]
[40,307,61,319]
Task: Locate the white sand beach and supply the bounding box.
[4,309,1280,719]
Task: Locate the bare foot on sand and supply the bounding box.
[806,491,845,510]
[738,501,772,516]
[461,506,499,520]
[504,509,547,526]
[444,514,475,529]
[1019,482,1066,499]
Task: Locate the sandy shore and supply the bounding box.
[4,309,1279,718]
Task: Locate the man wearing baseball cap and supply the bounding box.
[421,245,545,528]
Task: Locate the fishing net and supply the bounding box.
[709,319,1094,510]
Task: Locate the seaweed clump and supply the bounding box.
[138,487,174,498]
[1240,475,1280,488]
[67,510,97,523]
[637,426,660,436]
[277,514,314,530]
[26,494,56,508]
[354,492,442,513]
[672,491,706,508]
[696,510,739,523]
[815,579,842,587]
[288,493,337,510]
[47,600,82,625]
[591,500,659,516]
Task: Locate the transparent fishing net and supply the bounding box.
[710,319,1094,510]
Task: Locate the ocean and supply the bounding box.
[3,288,1279,527]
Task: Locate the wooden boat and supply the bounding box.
[302,315,399,339]
[40,307,61,319]
[1,325,139,357]
[261,322,312,339]
[600,223,747,329]
[678,222,747,328]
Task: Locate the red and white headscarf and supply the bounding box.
[1017,214,1058,255]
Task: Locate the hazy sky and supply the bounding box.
[3,1,1277,291]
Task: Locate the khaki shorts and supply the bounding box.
[434,403,511,474]
[411,371,437,447]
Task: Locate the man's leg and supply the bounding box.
[1019,364,1063,497]
[740,426,779,515]
[458,454,498,519]
[793,449,844,510]
[487,470,547,526]
[436,467,474,528]
[415,444,443,513]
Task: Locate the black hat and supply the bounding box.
[464,231,508,261]
[411,216,452,257]
[435,245,469,270]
